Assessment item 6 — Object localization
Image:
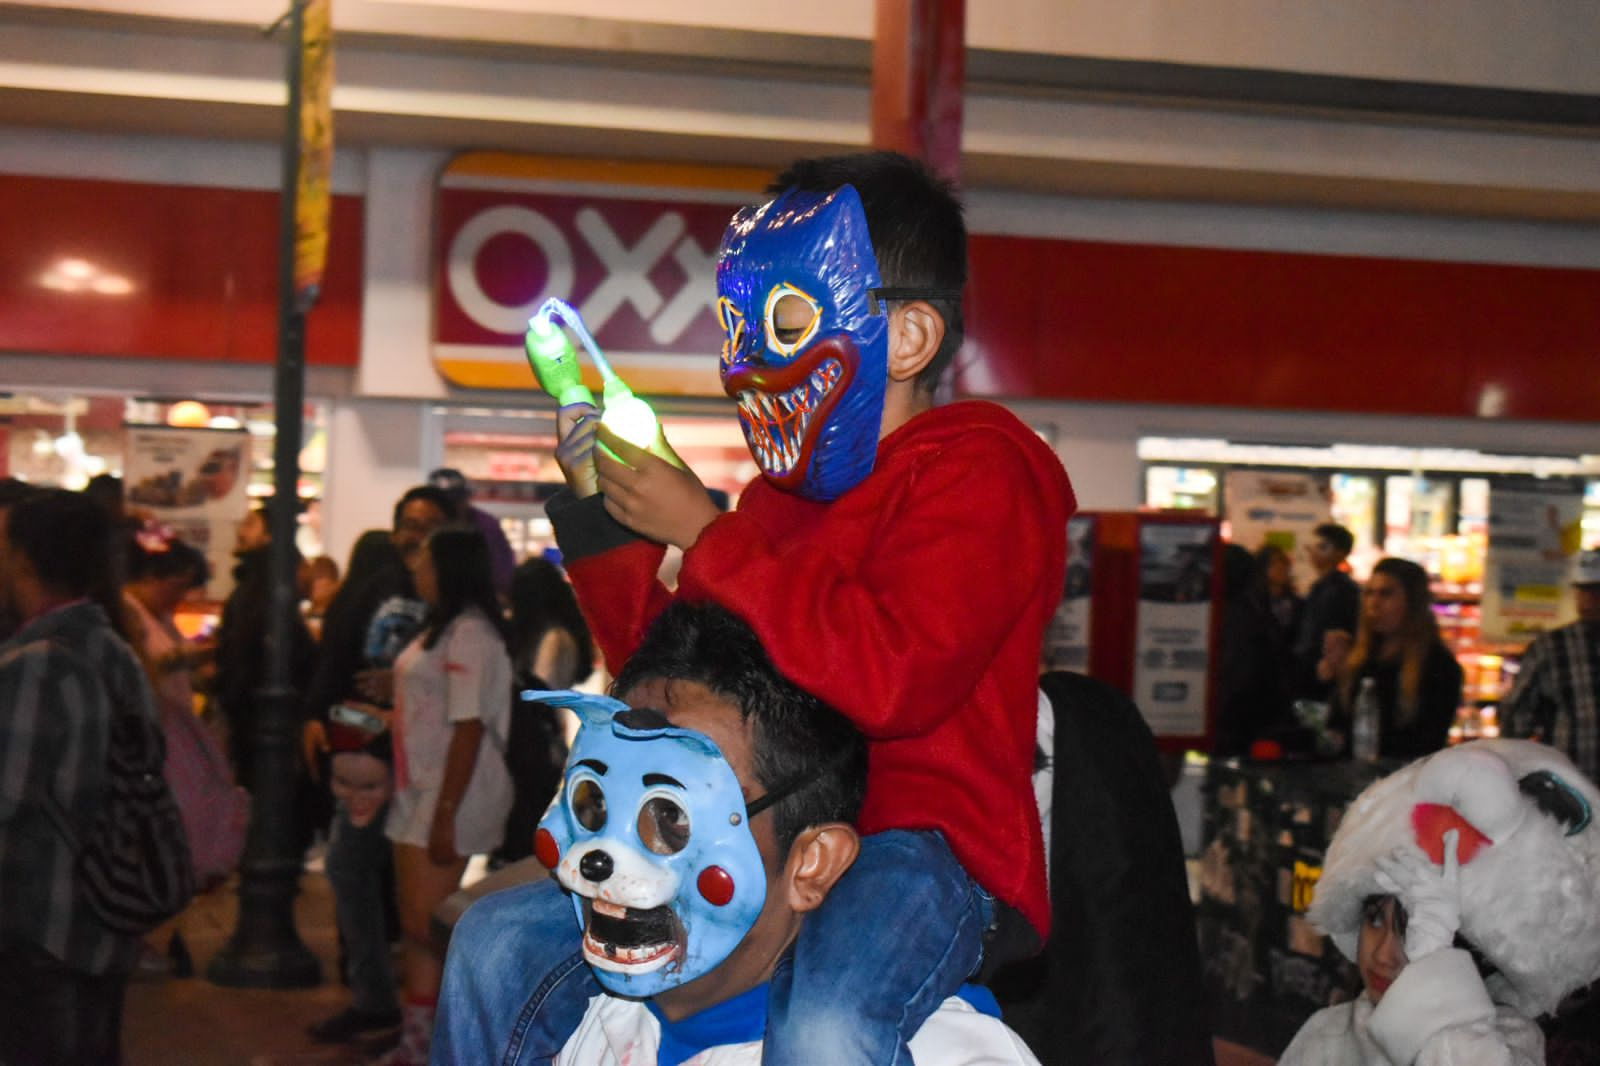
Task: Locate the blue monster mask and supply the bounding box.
[532,692,769,997]
[716,185,887,501]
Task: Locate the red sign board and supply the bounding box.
[431,152,1600,422]
[0,174,362,367]
[432,154,767,394]
[960,234,1600,422]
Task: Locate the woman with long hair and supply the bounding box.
[495,557,595,865]
[506,555,594,690]
[377,527,513,1066]
[1327,557,1463,759]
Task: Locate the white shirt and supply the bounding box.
[555,991,1042,1066]
[386,608,513,854]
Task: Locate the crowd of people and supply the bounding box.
[1216,521,1469,764]
[0,469,593,1065]
[2,146,1599,1066]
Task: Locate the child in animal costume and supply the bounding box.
[1281,738,1600,1065]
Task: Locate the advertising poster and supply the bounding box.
[1481,482,1585,641]
[1223,469,1331,592]
[1133,520,1217,737]
[124,425,252,600]
[1042,515,1095,671]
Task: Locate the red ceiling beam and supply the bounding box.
[872,0,967,182]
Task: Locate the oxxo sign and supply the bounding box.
[433,154,762,393]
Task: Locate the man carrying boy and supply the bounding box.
[438,602,1041,1064]
[543,151,1074,1064]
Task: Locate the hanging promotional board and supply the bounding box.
[1132,517,1220,738]
[1042,514,1096,671]
[1223,469,1332,592]
[1480,482,1585,641]
[124,425,252,600]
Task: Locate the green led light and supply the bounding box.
[601,393,659,449]
[524,315,595,408]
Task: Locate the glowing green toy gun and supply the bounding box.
[525,298,661,449]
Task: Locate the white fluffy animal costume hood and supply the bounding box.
[1308,739,1600,1019]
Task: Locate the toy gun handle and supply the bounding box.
[525,315,596,408]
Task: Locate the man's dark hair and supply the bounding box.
[392,484,458,529]
[769,151,967,393]
[1314,522,1355,557]
[613,602,867,851]
[128,534,210,588]
[8,489,114,598]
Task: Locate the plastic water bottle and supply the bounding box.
[1352,677,1381,762]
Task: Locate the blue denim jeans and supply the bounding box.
[325,804,399,1015]
[434,877,595,1066]
[763,829,991,1066]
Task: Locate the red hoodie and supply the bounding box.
[562,401,1074,937]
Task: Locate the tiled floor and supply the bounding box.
[122,871,1276,1065]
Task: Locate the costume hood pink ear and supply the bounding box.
[1308,739,1600,1017]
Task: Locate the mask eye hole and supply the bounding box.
[1519,770,1593,835]
[570,775,607,832]
[717,297,746,367]
[637,792,692,855]
[764,285,821,356]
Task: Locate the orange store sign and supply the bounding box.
[432,154,766,395]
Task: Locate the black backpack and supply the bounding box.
[44,645,196,936]
[493,677,570,865]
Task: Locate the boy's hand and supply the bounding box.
[556,402,602,498]
[595,424,720,549]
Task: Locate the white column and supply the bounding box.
[320,397,441,571]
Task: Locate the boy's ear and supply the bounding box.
[886,300,946,384]
[782,823,860,913]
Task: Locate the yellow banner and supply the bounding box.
[295,0,334,310]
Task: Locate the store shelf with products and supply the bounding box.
[1141,438,1600,751]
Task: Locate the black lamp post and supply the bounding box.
[208,0,321,988]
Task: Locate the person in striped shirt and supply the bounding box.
[1503,549,1600,785]
[0,488,160,1065]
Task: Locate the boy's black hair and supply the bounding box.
[768,151,967,393]
[612,601,867,852]
[392,484,458,529]
[1314,522,1355,557]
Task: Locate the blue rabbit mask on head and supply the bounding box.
[532,691,771,997]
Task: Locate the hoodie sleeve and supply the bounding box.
[1369,948,1542,1066]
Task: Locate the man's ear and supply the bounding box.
[782,823,860,913]
[886,300,946,384]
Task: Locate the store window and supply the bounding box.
[1,390,329,581]
[1139,436,1600,742]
